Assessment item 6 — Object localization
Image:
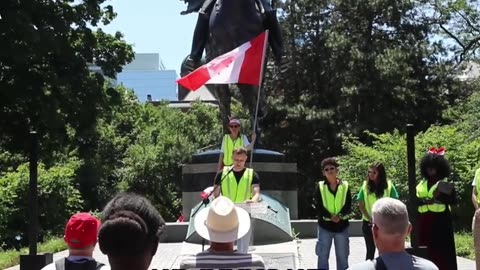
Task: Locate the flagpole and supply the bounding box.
[250,30,269,168]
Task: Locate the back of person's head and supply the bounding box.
[372,197,410,238]
[64,212,101,254]
[98,192,165,261]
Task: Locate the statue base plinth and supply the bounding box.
[181,148,298,220]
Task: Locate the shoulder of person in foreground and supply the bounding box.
[411,255,439,270]
[179,252,265,268]
[250,253,266,267]
[40,260,110,270]
[179,254,197,269]
[347,260,376,270]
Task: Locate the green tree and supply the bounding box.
[340,125,480,229]
[118,102,222,220]
[339,78,480,228]
[259,0,476,218]
[73,85,142,210]
[0,0,133,159]
[423,0,480,63]
[0,161,83,248]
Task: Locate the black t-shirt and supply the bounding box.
[315,180,352,232]
[214,168,260,186]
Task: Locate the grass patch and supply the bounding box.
[0,237,66,269]
[455,231,475,260]
[406,232,474,260]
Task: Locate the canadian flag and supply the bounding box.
[177,31,268,91]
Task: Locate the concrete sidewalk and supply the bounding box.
[6,237,475,270]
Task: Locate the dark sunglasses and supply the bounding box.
[324,167,336,172]
[229,125,240,128]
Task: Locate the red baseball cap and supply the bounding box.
[64,212,101,249]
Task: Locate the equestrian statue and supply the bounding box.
[179,0,286,145]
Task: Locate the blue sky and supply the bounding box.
[101,0,197,74]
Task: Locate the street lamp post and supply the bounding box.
[20,131,52,270]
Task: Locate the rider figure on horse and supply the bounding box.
[183,0,285,69]
[180,0,286,145]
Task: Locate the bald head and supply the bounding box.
[372,197,410,236]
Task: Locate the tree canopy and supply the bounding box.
[1,0,480,251]
[0,0,133,155]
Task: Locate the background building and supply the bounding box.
[116,53,177,102]
[90,53,217,104]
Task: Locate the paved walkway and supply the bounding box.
[6,237,475,269]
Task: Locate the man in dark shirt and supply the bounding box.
[212,147,260,253]
[315,157,352,270]
[213,147,260,202]
[213,165,260,195]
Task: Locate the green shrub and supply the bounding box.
[339,125,480,229]
[117,102,222,221]
[0,161,83,248]
[455,231,475,260]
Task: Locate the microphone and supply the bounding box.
[200,191,210,204]
[200,192,209,200]
[224,165,235,176]
[216,165,235,187]
[192,166,237,217]
[207,166,235,199]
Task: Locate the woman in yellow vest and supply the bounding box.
[416,147,457,270]
[315,157,351,270]
[218,118,256,170]
[357,162,399,260]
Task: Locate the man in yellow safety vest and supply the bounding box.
[213,147,260,253]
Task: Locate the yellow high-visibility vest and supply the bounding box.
[318,181,349,221]
[361,180,393,221]
[222,135,244,166]
[416,180,447,213]
[221,166,253,203]
[474,168,480,203]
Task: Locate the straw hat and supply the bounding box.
[194,196,250,243]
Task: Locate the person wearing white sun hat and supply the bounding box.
[180,196,266,269]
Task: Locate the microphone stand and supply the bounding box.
[190,166,235,251]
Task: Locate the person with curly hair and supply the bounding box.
[357,162,399,260]
[98,193,166,270]
[416,147,457,270]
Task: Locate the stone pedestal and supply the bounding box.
[182,149,298,221]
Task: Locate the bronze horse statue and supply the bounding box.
[179,0,286,144]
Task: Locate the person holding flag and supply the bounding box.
[177,31,269,149]
[218,118,256,170]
